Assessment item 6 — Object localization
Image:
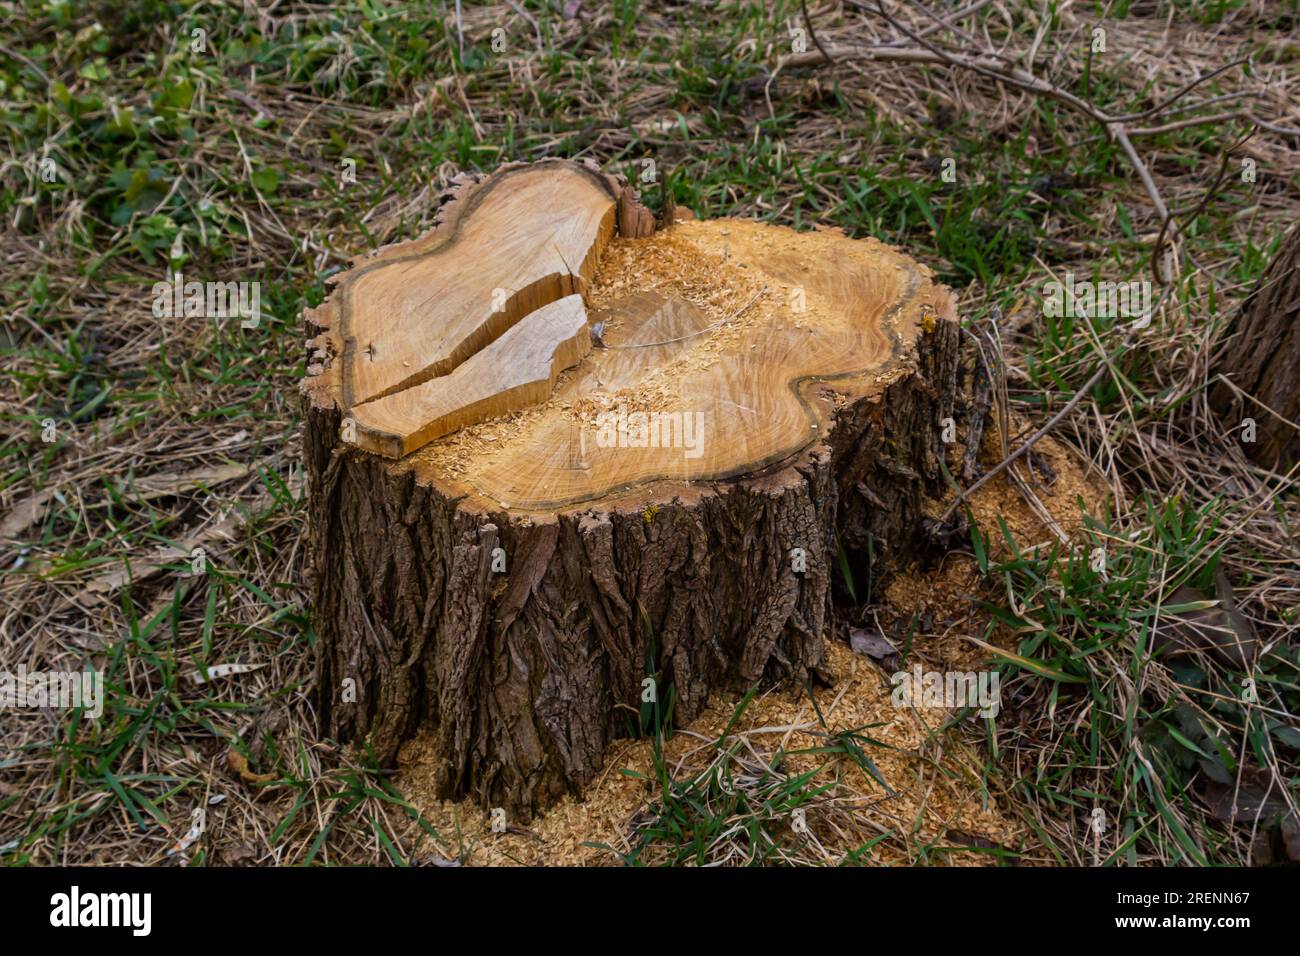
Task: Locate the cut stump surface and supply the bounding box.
[303,159,962,817]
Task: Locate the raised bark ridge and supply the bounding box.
[1211,224,1300,468]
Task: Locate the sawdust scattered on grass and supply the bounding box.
[883,420,1107,683]
[397,639,1020,867]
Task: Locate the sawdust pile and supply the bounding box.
[398,638,1017,866]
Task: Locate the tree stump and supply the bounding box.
[301,158,961,818]
[1211,224,1300,469]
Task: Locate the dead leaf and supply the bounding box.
[186,662,266,686]
[1154,569,1257,669]
[227,748,276,785]
[0,488,57,542]
[1283,816,1300,863]
[79,493,272,603]
[113,461,252,500]
[3,461,253,544]
[165,816,204,859]
[219,843,258,866]
[1202,766,1293,825]
[848,627,899,671]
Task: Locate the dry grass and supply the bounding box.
[1,0,1297,866]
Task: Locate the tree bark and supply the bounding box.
[1211,224,1300,469]
[301,159,962,818]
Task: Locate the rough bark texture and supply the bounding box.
[303,316,960,819]
[1211,224,1300,468]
